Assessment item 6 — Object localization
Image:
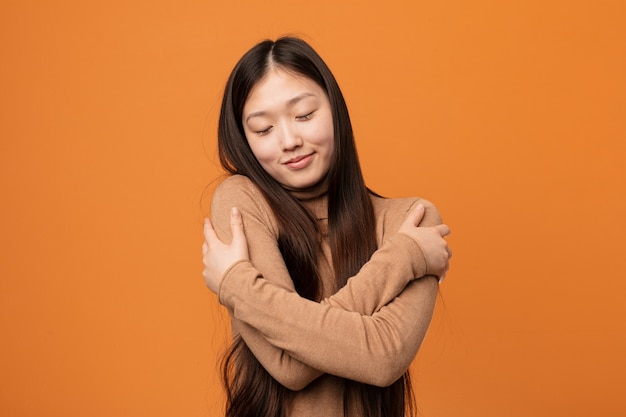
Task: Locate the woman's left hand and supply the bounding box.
[202,207,250,294]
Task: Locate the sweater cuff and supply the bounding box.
[387,233,428,278]
[218,259,255,306]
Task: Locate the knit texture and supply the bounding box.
[211,175,441,416]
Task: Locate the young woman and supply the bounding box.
[202,37,451,417]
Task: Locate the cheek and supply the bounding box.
[307,116,334,147]
[247,139,275,165]
[321,123,335,152]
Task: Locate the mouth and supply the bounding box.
[284,153,314,169]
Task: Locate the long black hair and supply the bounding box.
[217,36,415,417]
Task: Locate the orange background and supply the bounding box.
[1,1,625,416]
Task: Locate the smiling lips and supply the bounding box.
[284,153,314,170]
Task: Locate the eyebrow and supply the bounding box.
[245,92,317,123]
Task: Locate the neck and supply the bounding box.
[285,175,329,202]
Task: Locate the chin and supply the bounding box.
[283,182,314,191]
[285,177,327,191]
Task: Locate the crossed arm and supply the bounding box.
[203,177,450,389]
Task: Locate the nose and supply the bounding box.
[279,122,302,151]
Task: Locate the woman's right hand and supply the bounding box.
[202,207,250,294]
[398,203,451,281]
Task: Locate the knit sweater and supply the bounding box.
[211,174,440,416]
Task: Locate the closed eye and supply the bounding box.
[255,126,273,135]
[295,111,314,121]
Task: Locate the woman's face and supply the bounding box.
[242,67,334,190]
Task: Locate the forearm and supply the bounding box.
[320,199,441,315]
[231,319,323,390]
[211,178,441,386]
[224,233,425,389]
[220,261,439,387]
[320,233,426,314]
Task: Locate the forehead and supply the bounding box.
[243,68,326,113]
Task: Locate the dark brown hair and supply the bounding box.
[217,36,415,417]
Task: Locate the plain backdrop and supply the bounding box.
[1,0,625,416]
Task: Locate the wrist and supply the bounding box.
[217,259,252,304]
[390,233,428,278]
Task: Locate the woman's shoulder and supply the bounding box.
[211,174,279,234]
[214,174,257,192]
[212,174,269,213]
[371,194,438,214]
[213,174,263,199]
[371,194,442,230]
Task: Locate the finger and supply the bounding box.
[230,207,246,242]
[203,218,218,241]
[202,241,208,256]
[440,262,450,283]
[438,266,446,283]
[405,203,425,227]
[436,224,451,237]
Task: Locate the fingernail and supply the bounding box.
[417,204,424,210]
[231,207,239,216]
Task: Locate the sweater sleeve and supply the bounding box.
[319,198,441,315]
[221,262,438,387]
[211,176,438,388]
[211,177,322,390]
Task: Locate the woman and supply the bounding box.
[202,37,451,417]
